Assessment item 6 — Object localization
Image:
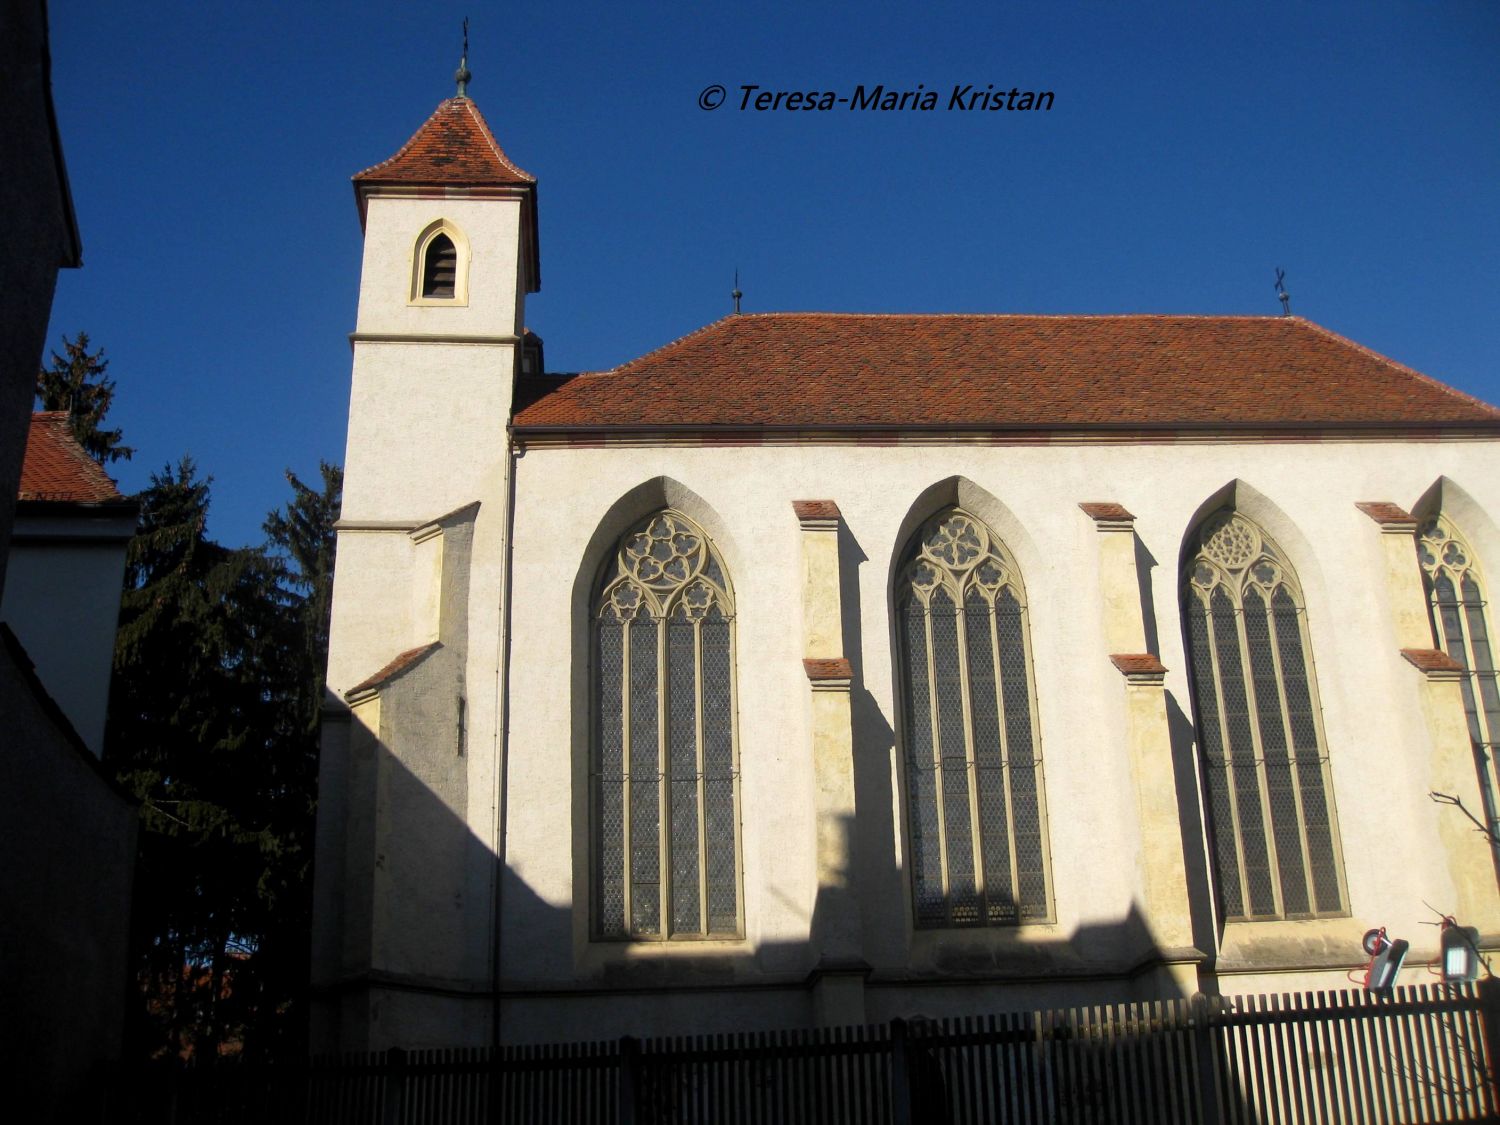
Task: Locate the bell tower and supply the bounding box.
[341,85,538,526]
[311,66,540,1050]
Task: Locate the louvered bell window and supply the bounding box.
[896,509,1052,927]
[1183,510,1346,921]
[592,511,741,940]
[1418,517,1500,850]
[421,233,458,298]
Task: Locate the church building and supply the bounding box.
[310,80,1500,1053]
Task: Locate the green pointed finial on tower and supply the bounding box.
[455,17,472,98]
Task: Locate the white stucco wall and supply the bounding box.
[355,196,525,342]
[488,437,1500,1022]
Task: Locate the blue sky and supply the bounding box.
[45,1,1500,546]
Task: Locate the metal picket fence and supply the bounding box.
[100,981,1500,1124]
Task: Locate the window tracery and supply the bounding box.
[896,509,1052,927]
[1183,510,1345,921]
[592,511,740,939]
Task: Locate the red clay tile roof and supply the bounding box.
[18,413,124,502]
[792,500,841,522]
[1110,653,1168,676]
[803,658,853,681]
[346,642,442,698]
[1356,501,1417,526]
[354,97,534,188]
[1400,648,1464,674]
[1079,502,1136,523]
[512,314,1500,433]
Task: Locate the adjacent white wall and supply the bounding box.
[2,510,133,755]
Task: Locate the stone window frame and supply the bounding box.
[408,218,470,306]
[1183,509,1348,922]
[590,509,744,941]
[893,507,1055,929]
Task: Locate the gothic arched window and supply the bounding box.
[1418,517,1500,845]
[421,232,458,298]
[410,221,468,304]
[592,511,740,940]
[896,508,1052,927]
[1183,510,1345,920]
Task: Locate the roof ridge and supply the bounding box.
[458,98,533,183]
[725,311,1291,322]
[587,311,1293,378]
[353,100,448,181]
[603,315,737,375]
[20,411,125,502]
[1291,317,1500,421]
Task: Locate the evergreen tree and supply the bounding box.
[35,331,134,464]
[109,460,305,1061]
[264,462,343,733]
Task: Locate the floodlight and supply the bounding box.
[1440,919,1481,983]
[1362,927,1408,995]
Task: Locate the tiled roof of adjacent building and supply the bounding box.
[18,413,125,502]
[511,313,1500,433]
[354,96,534,188]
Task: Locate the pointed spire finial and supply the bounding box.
[1274,267,1292,317]
[732,268,743,315]
[455,17,472,98]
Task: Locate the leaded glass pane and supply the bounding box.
[997,589,1046,917]
[668,617,700,933]
[897,509,1050,927]
[595,621,626,936]
[966,590,1014,919]
[1273,593,1319,753]
[702,553,724,590]
[1211,586,1276,916]
[1271,587,1340,913]
[1188,598,1243,918]
[901,598,945,925]
[593,510,740,940]
[1245,592,1309,915]
[629,616,660,935]
[930,589,977,921]
[701,609,738,932]
[1463,576,1500,740]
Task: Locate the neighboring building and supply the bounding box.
[311,86,1500,1053]
[0,0,82,588]
[0,4,137,1113]
[3,411,137,754]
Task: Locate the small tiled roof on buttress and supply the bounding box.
[19,412,125,502]
[511,314,1500,433]
[354,97,534,187]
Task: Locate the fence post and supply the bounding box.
[890,1018,913,1125]
[1192,994,1223,1125]
[1479,979,1500,1111]
[619,1035,640,1125]
[382,1047,408,1125]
